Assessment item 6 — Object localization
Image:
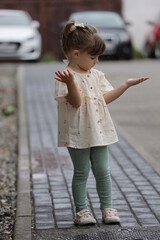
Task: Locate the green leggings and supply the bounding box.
[68,146,112,213]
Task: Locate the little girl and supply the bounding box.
[55,20,149,226]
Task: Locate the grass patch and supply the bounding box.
[40,53,59,62]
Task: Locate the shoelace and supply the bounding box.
[103,209,118,217]
[77,210,92,217]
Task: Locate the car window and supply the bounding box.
[70,12,125,28]
[0,13,31,26]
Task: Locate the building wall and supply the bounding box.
[0,0,122,58]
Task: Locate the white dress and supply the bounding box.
[55,67,118,148]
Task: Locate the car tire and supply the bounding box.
[124,52,133,60]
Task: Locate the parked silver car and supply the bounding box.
[0,10,42,61]
[69,11,133,59]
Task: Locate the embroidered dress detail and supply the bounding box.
[55,68,118,148]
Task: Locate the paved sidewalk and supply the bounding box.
[15,64,160,240]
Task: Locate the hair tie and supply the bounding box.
[70,22,85,32]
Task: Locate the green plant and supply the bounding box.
[133,48,143,59]
[40,53,58,62]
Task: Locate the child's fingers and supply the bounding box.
[137,77,149,84]
[67,69,72,76]
[55,71,62,78]
[139,77,149,81]
[63,70,69,77]
[55,76,61,81]
[55,76,62,81]
[56,70,66,78]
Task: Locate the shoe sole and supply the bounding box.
[103,219,120,225]
[74,221,96,226]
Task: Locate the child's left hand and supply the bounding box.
[55,69,74,86]
[126,77,149,88]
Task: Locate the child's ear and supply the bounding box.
[73,49,80,57]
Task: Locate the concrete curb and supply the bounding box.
[14,66,32,240]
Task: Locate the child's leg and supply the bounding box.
[68,147,91,213]
[90,146,112,209]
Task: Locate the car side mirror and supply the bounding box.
[32,20,40,29]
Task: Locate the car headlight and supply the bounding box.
[119,32,130,42]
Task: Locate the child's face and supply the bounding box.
[75,51,99,72]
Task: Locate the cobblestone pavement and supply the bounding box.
[24,63,160,233]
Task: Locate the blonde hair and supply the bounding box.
[62,20,105,57]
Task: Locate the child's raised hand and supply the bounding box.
[126,77,149,88]
[55,69,74,85]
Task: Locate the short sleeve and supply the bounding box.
[55,80,68,101]
[99,72,114,95]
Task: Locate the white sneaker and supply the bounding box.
[74,209,96,226]
[102,208,120,224]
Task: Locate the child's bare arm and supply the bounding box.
[55,69,81,108]
[103,77,149,104]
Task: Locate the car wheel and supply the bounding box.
[124,51,133,60]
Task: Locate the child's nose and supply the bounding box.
[95,57,99,63]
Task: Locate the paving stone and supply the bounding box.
[118,212,135,217]
[127,200,147,207]
[32,192,51,197]
[56,221,74,228]
[120,220,138,226]
[150,205,160,212]
[54,203,72,210]
[114,206,130,211]
[34,199,52,207]
[132,207,151,214]
[32,183,49,189]
[55,209,74,215]
[112,200,127,205]
[32,173,48,180]
[50,183,66,189]
[35,212,54,219]
[35,217,54,225]
[146,199,160,205]
[49,176,64,181]
[112,195,124,200]
[53,198,71,204]
[88,193,99,198]
[91,202,101,209]
[138,217,159,226]
[55,213,73,221]
[32,189,49,195]
[35,206,53,213]
[34,194,52,201]
[121,187,138,193]
[35,222,55,229]
[51,191,69,198]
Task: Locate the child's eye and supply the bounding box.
[91,56,99,60]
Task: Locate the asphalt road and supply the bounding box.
[23,59,160,174]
